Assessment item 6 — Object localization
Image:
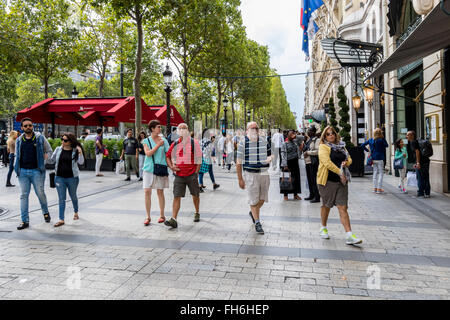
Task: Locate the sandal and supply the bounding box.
[54,221,65,227]
[144,218,150,226]
[73,213,79,220]
[158,216,166,223]
[294,195,302,200]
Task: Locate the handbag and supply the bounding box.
[279,170,294,194]
[49,171,56,188]
[366,153,373,166]
[394,158,404,170]
[148,138,168,177]
[103,147,109,157]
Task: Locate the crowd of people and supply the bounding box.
[0,116,434,245]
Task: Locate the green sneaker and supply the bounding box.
[193,213,200,222]
[319,227,330,239]
[164,218,178,229]
[346,233,362,245]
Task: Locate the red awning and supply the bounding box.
[153,105,185,126]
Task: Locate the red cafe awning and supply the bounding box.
[153,105,185,126]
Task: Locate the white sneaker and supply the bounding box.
[319,227,330,239]
[346,233,362,245]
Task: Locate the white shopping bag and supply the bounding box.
[407,171,418,187]
[115,160,125,175]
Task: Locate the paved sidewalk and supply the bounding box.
[0,162,449,300]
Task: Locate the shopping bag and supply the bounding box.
[103,147,109,158]
[279,171,294,194]
[115,160,125,175]
[407,171,418,187]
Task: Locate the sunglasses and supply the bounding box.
[22,124,33,128]
[326,132,335,136]
[62,139,69,142]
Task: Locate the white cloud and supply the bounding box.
[240,0,310,127]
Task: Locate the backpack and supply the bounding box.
[418,139,433,158]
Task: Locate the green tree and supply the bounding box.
[328,97,339,133]
[337,85,353,147]
[14,77,44,111]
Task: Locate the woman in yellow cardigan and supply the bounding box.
[317,126,362,245]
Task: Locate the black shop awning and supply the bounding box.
[369,1,450,79]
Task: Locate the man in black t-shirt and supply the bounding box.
[120,129,139,181]
[406,130,430,197]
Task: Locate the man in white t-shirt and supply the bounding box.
[217,134,226,168]
[271,129,283,172]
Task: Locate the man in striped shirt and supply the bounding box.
[236,122,272,234]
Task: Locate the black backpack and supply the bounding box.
[418,139,433,158]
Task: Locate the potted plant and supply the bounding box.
[337,85,364,177]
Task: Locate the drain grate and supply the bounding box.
[0,207,9,218]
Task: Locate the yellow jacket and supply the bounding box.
[317,143,352,186]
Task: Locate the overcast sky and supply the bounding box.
[240,0,309,128]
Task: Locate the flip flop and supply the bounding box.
[158,217,166,223]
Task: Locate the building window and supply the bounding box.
[400,0,420,35]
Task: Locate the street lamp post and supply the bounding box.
[163,64,173,136]
[223,98,229,136]
[71,86,78,98]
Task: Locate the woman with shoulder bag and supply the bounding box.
[48,132,84,227]
[303,126,320,203]
[281,130,302,201]
[142,120,170,226]
[394,138,408,193]
[317,126,362,245]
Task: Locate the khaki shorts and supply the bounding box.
[243,171,270,206]
[173,173,200,198]
[318,181,348,208]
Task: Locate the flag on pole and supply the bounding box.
[300,0,324,59]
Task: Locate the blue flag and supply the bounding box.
[300,0,323,58]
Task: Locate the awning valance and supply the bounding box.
[369,1,450,79]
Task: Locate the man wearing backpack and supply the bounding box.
[406,130,432,198]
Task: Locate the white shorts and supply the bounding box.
[243,171,270,206]
[143,171,169,189]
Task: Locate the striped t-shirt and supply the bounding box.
[237,136,271,172]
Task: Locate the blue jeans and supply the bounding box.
[416,162,430,196]
[18,168,49,223]
[7,154,14,184]
[55,176,79,221]
[199,165,215,185]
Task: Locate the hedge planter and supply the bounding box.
[80,158,115,171]
[348,146,365,177]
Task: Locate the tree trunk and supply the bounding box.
[244,99,247,130]
[44,78,49,137]
[99,65,106,97]
[133,6,143,134]
[231,81,235,131]
[182,54,190,128]
[215,79,222,131]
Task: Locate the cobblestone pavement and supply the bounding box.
[0,162,449,300]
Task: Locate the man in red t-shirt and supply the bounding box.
[165,123,202,228]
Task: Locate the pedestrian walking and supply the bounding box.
[362,128,388,194]
[165,123,202,228]
[317,126,362,245]
[0,130,7,167]
[281,130,302,201]
[303,126,321,202]
[138,131,147,181]
[120,129,140,181]
[225,134,234,171]
[394,138,408,193]
[6,130,18,187]
[271,129,283,172]
[236,121,272,235]
[15,118,53,230]
[406,130,432,198]
[217,134,226,168]
[48,133,84,227]
[142,120,170,226]
[199,128,220,192]
[95,128,105,177]
[210,135,217,164]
